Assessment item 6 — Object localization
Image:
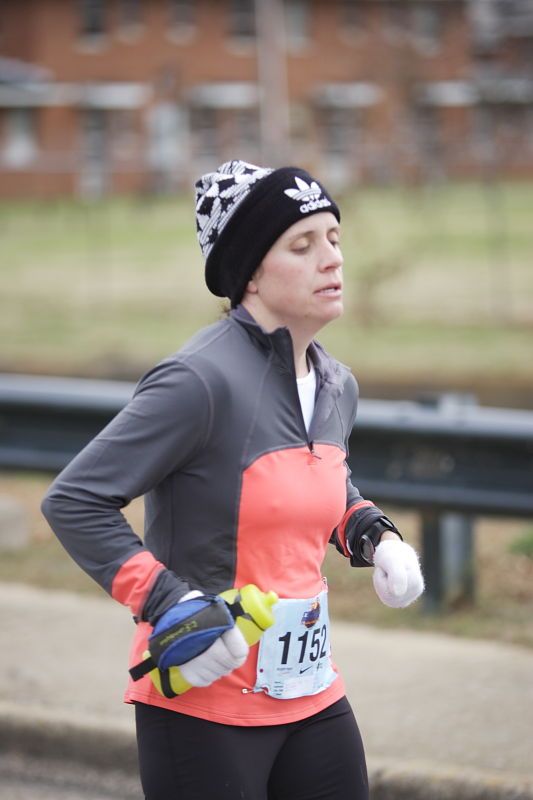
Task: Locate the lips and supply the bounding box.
[315,282,342,295]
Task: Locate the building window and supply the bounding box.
[228,0,256,41]
[119,0,142,28]
[385,1,409,37]
[339,0,365,33]
[411,3,443,50]
[481,104,533,164]
[289,103,310,145]
[320,108,355,156]
[414,104,445,178]
[120,0,141,26]
[79,108,108,198]
[168,0,195,41]
[233,109,260,160]
[190,107,219,159]
[118,0,143,40]
[2,108,38,168]
[288,104,313,160]
[110,109,139,161]
[285,0,310,50]
[527,106,533,154]
[146,102,185,191]
[385,2,442,50]
[79,0,106,37]
[169,0,194,28]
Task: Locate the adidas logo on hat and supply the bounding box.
[284,176,332,214]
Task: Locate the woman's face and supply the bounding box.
[244,212,344,337]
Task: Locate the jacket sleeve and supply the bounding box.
[330,374,388,567]
[41,357,212,623]
[333,470,386,567]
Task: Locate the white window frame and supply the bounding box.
[2,107,38,169]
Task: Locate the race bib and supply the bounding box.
[253,586,337,700]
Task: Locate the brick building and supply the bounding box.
[0,0,532,198]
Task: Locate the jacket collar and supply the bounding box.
[230,305,350,392]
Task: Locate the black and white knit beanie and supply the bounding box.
[195,160,340,307]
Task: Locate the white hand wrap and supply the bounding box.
[373,539,424,608]
[177,591,249,687]
[180,626,249,687]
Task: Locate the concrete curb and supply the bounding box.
[0,704,137,774]
[2,705,533,800]
[368,759,533,800]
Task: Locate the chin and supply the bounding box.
[322,300,344,323]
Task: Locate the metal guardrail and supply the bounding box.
[0,374,133,473]
[348,394,533,517]
[346,392,533,610]
[1,373,533,611]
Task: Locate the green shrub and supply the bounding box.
[509,531,533,559]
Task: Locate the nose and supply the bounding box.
[318,239,343,271]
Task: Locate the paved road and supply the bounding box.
[1,581,533,797]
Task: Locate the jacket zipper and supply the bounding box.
[291,366,322,461]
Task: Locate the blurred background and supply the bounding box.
[0,0,532,645]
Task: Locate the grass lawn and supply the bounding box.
[1,182,532,404]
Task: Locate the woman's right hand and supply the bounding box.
[179,625,249,687]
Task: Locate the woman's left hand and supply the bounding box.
[373,539,425,608]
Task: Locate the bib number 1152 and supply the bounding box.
[278,624,329,665]
[253,591,337,699]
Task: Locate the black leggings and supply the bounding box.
[135,696,368,800]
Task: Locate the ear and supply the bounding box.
[244,277,259,295]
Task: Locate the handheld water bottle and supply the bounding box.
[130,584,278,698]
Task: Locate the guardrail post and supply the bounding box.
[421,510,475,613]
[418,392,477,613]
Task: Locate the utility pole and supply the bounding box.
[255,0,290,166]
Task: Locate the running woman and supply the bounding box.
[42,160,424,800]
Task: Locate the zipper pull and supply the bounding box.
[309,442,322,460]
